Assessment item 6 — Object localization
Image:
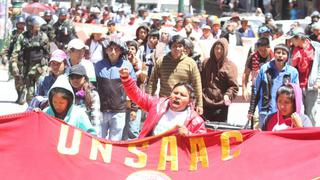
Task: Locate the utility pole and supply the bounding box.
[178,0,184,13]
[200,0,205,14]
[130,0,136,13]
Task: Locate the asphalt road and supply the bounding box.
[0,65,28,116]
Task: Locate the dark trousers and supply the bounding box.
[203,105,229,122]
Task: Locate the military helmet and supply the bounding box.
[265,12,273,20]
[183,37,194,50]
[58,8,68,16]
[26,15,41,31]
[311,11,320,18]
[44,10,52,16]
[15,15,25,24]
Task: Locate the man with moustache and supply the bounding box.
[248,44,299,128]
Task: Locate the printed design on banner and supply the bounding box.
[126,170,171,180]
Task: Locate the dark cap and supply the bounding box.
[286,28,307,39]
[69,64,87,77]
[274,44,290,55]
[107,20,115,26]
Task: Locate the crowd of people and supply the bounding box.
[1,4,320,140]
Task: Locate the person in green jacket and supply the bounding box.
[43,75,96,135]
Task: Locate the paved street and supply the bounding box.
[0,65,28,116]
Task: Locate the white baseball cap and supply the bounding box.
[67,38,89,50]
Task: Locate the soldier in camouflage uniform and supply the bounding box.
[53,8,77,50]
[40,10,55,42]
[1,16,25,67]
[0,16,25,102]
[11,15,50,104]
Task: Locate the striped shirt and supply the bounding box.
[147,53,203,108]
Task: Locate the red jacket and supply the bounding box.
[121,77,207,138]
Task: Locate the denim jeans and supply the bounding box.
[101,112,126,141]
[303,89,319,126]
[259,112,268,129]
[122,109,142,140]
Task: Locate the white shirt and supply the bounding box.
[228,33,237,47]
[89,41,103,64]
[80,60,96,82]
[153,108,189,135]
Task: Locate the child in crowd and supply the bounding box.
[43,75,96,135]
[68,64,101,136]
[262,83,313,131]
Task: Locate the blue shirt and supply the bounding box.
[254,60,299,114]
[95,57,136,80]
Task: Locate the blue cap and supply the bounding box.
[258,26,271,34]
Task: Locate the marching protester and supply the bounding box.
[287,28,320,126]
[220,21,243,46]
[211,19,222,39]
[262,83,313,131]
[201,38,239,122]
[68,64,101,136]
[248,44,299,128]
[123,40,148,139]
[147,35,203,115]
[67,38,96,83]
[95,38,136,141]
[27,49,68,111]
[242,37,274,102]
[183,37,202,71]
[309,22,320,43]
[134,24,150,47]
[85,28,105,64]
[119,67,206,138]
[43,75,97,135]
[137,29,159,78]
[238,18,255,38]
[305,11,320,36]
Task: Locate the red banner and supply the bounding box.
[0,112,320,180]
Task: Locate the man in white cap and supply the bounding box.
[67,38,96,83]
[211,19,222,39]
[200,25,214,40]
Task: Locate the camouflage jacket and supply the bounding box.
[11,31,50,65]
[52,20,77,45]
[1,29,25,59]
[41,20,55,42]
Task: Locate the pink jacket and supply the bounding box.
[121,77,207,138]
